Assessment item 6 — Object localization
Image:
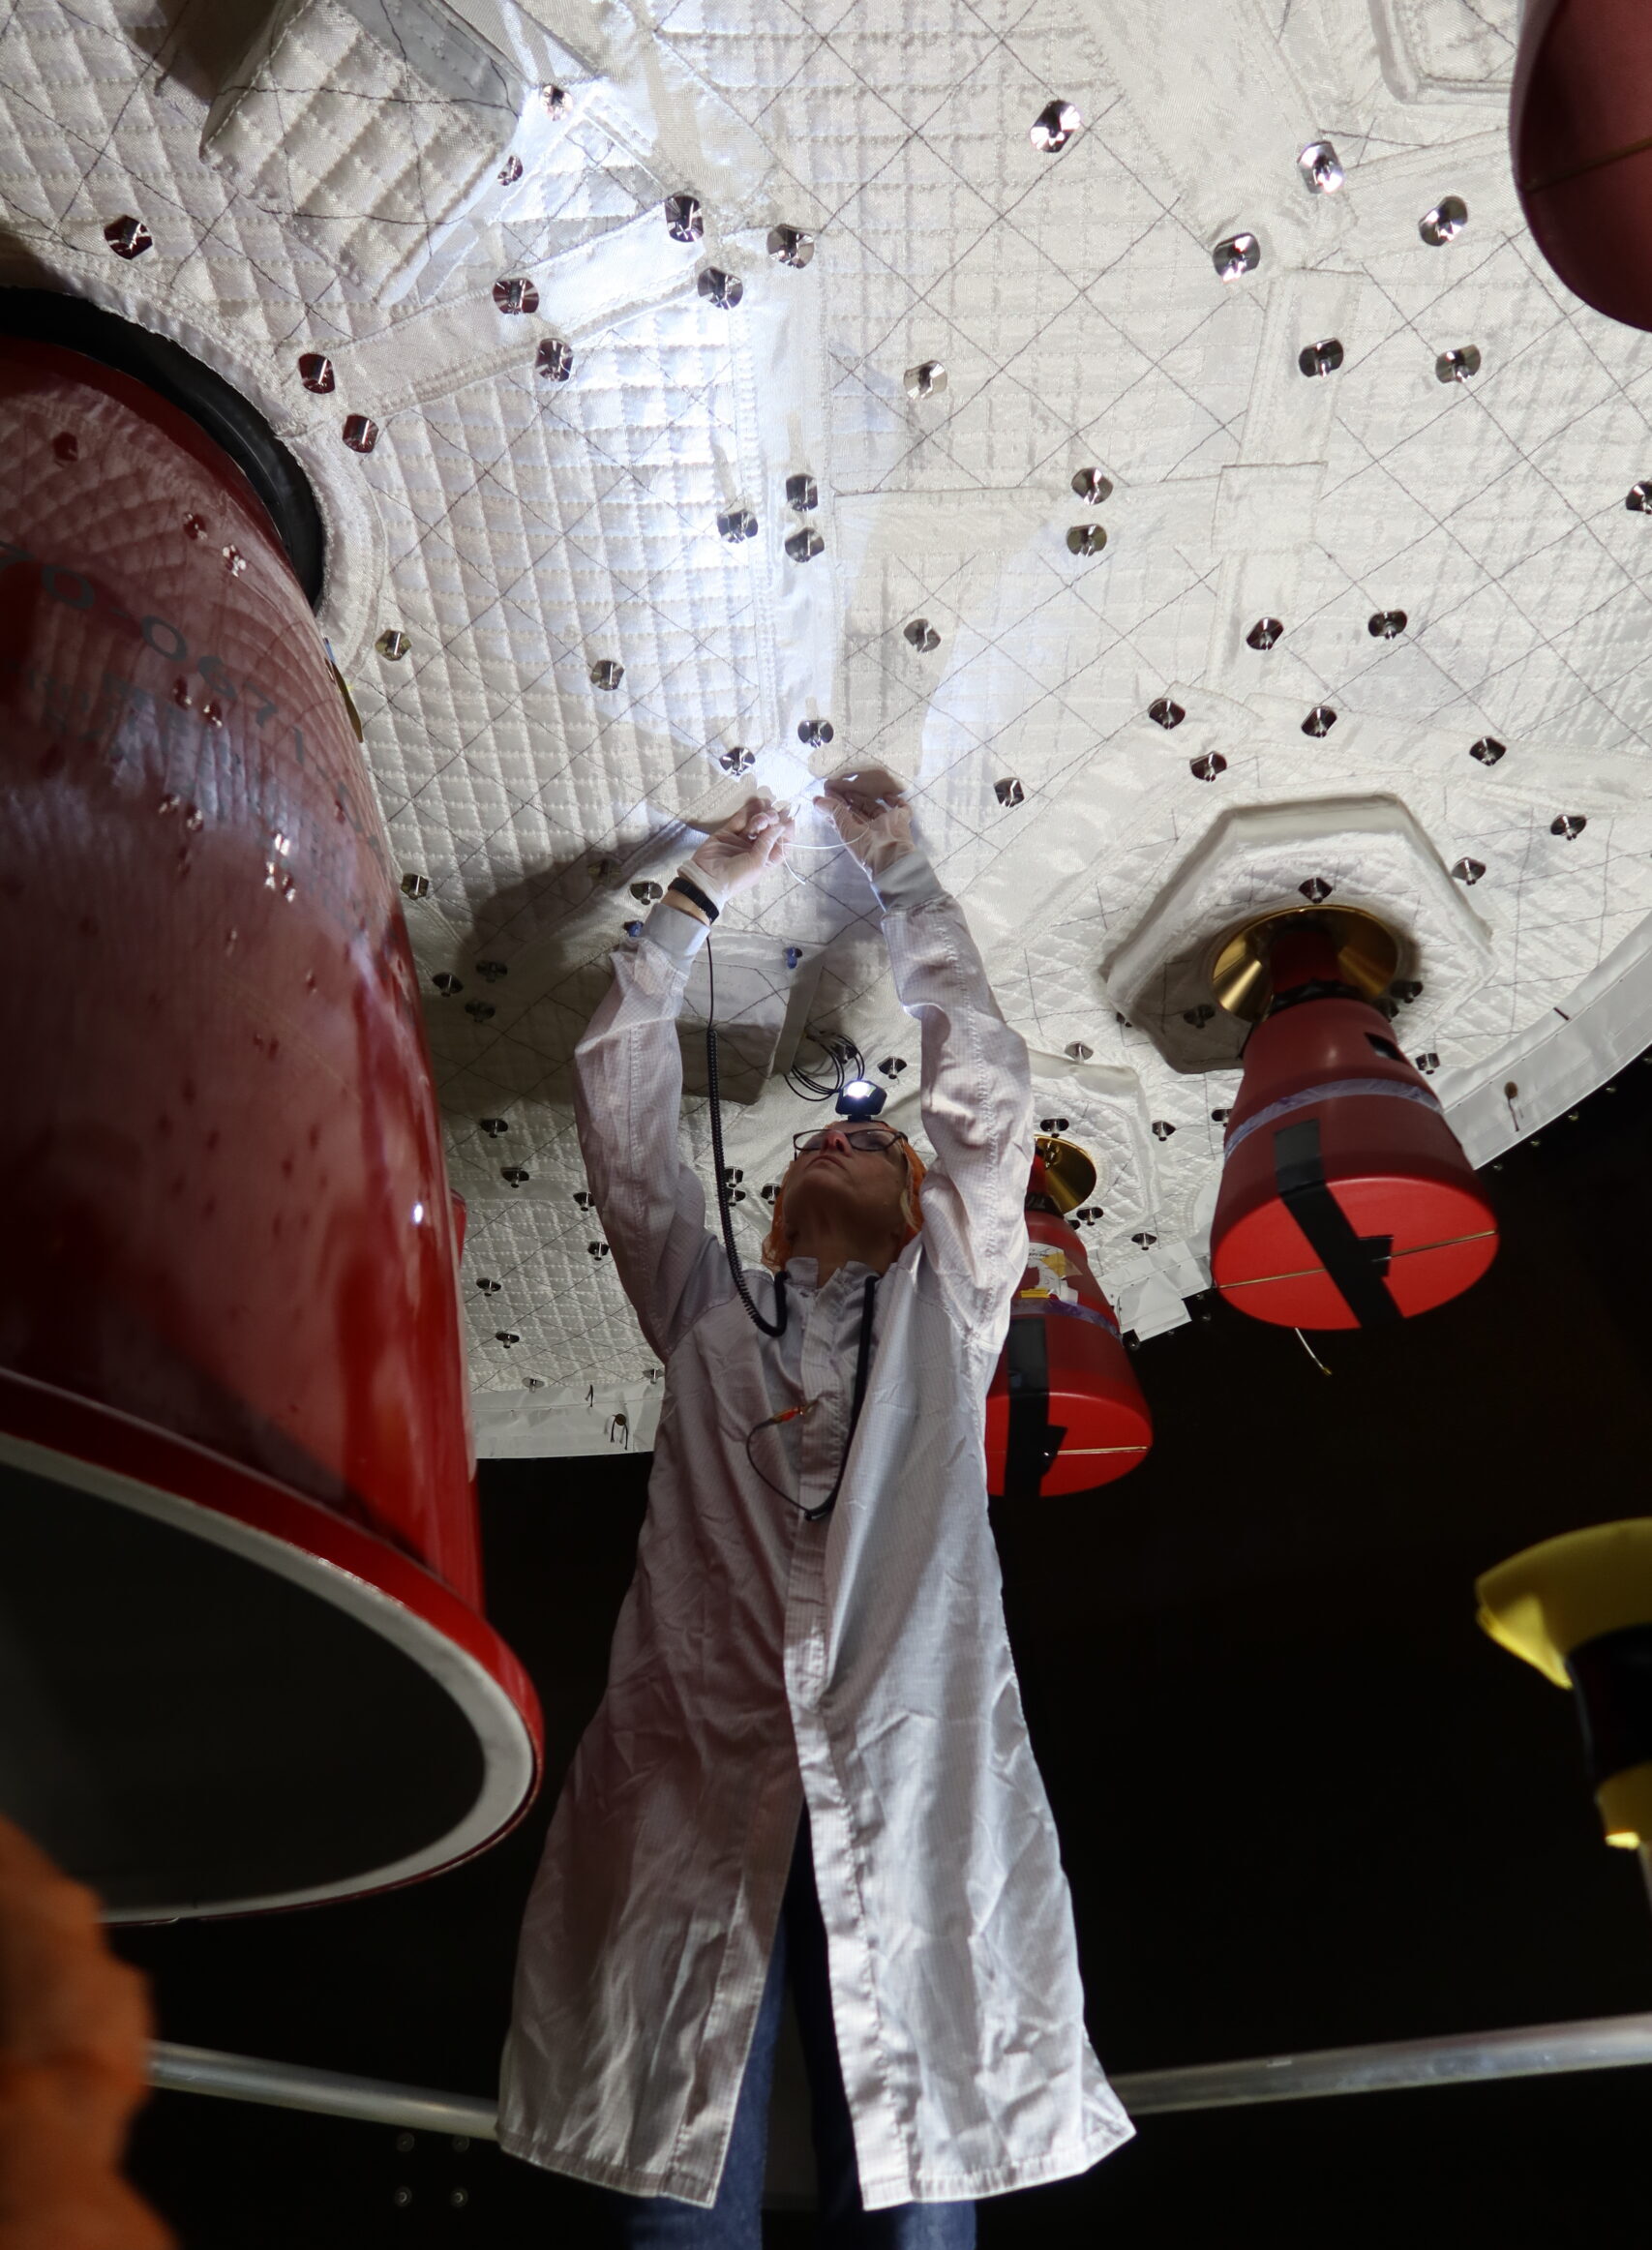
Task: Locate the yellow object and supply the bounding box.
[1034,1135,1096,1215]
[1476,1520,1652,1846]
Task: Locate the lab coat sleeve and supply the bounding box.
[571,902,728,1362]
[876,851,1035,1323]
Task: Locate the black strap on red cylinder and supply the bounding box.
[1002,1317,1067,1497]
[1272,1116,1399,1328]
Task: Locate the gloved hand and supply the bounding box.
[683,795,795,906]
[814,769,916,882]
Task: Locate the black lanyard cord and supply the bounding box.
[705,930,787,1337]
[742,1274,879,1523]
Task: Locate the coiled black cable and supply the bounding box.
[705,933,787,1336]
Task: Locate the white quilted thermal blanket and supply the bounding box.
[6,0,1652,1456]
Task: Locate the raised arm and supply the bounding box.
[817,776,1034,1319]
[572,798,793,1362]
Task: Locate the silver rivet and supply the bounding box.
[376,629,410,660]
[474,959,508,981]
[1030,99,1081,154]
[797,717,834,748]
[1213,231,1260,283]
[535,339,574,383]
[1298,338,1343,377]
[1183,1002,1216,1028]
[785,525,825,562]
[767,225,815,268]
[786,472,819,511]
[1189,752,1226,782]
[466,1000,496,1021]
[1470,735,1506,766]
[493,277,539,315]
[1148,696,1185,729]
[717,507,759,543]
[878,1056,908,1077]
[719,746,755,774]
[1297,140,1343,195]
[589,659,624,690]
[1368,609,1407,638]
[1550,813,1587,840]
[1066,524,1107,555]
[1420,195,1467,247]
[1211,1108,1230,1124]
[105,214,152,258]
[1066,1041,1094,1061]
[1152,1120,1176,1140]
[904,618,941,651]
[541,83,567,115]
[480,1118,509,1136]
[630,881,663,904]
[588,1240,612,1259]
[1435,345,1481,383]
[995,777,1025,807]
[298,351,334,393]
[1039,1114,1069,1133]
[496,1330,521,1348]
[1071,467,1113,504]
[401,872,430,899]
[1626,481,1652,512]
[502,1165,530,1185]
[498,155,524,185]
[1414,1052,1439,1075]
[525,1374,546,1389]
[1391,978,1423,1004]
[1302,705,1337,735]
[1452,857,1486,885]
[573,1190,593,1209]
[1247,616,1283,649]
[698,266,743,309]
[1131,1231,1158,1248]
[665,194,703,242]
[342,413,378,453]
[432,972,463,995]
[1299,877,1333,902]
[904,360,946,401]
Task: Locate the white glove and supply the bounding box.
[814,769,916,882]
[683,795,794,906]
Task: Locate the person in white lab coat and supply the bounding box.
[499,780,1133,2245]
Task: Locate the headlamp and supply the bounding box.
[835,1078,886,1121]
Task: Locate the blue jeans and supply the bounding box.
[595,1817,976,2247]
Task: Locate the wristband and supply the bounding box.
[668,874,720,922]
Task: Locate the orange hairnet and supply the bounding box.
[761,1136,926,1272]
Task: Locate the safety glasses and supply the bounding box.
[791,1126,908,1157]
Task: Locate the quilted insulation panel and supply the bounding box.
[7,0,1652,1455]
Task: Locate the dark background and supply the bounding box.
[117,1059,1652,2246]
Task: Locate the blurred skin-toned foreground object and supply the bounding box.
[1512,0,1652,334]
[0,308,540,1920]
[0,1815,172,2250]
[1478,1522,1652,1860]
[983,1137,1152,1496]
[1209,915,1498,1328]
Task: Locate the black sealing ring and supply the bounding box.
[0,287,325,610]
[1568,1622,1652,1786]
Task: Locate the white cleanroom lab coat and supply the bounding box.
[498,853,1133,2208]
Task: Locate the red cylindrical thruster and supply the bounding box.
[1512,0,1652,335]
[0,322,541,1918]
[1210,924,1498,1329]
[985,1148,1153,1496]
